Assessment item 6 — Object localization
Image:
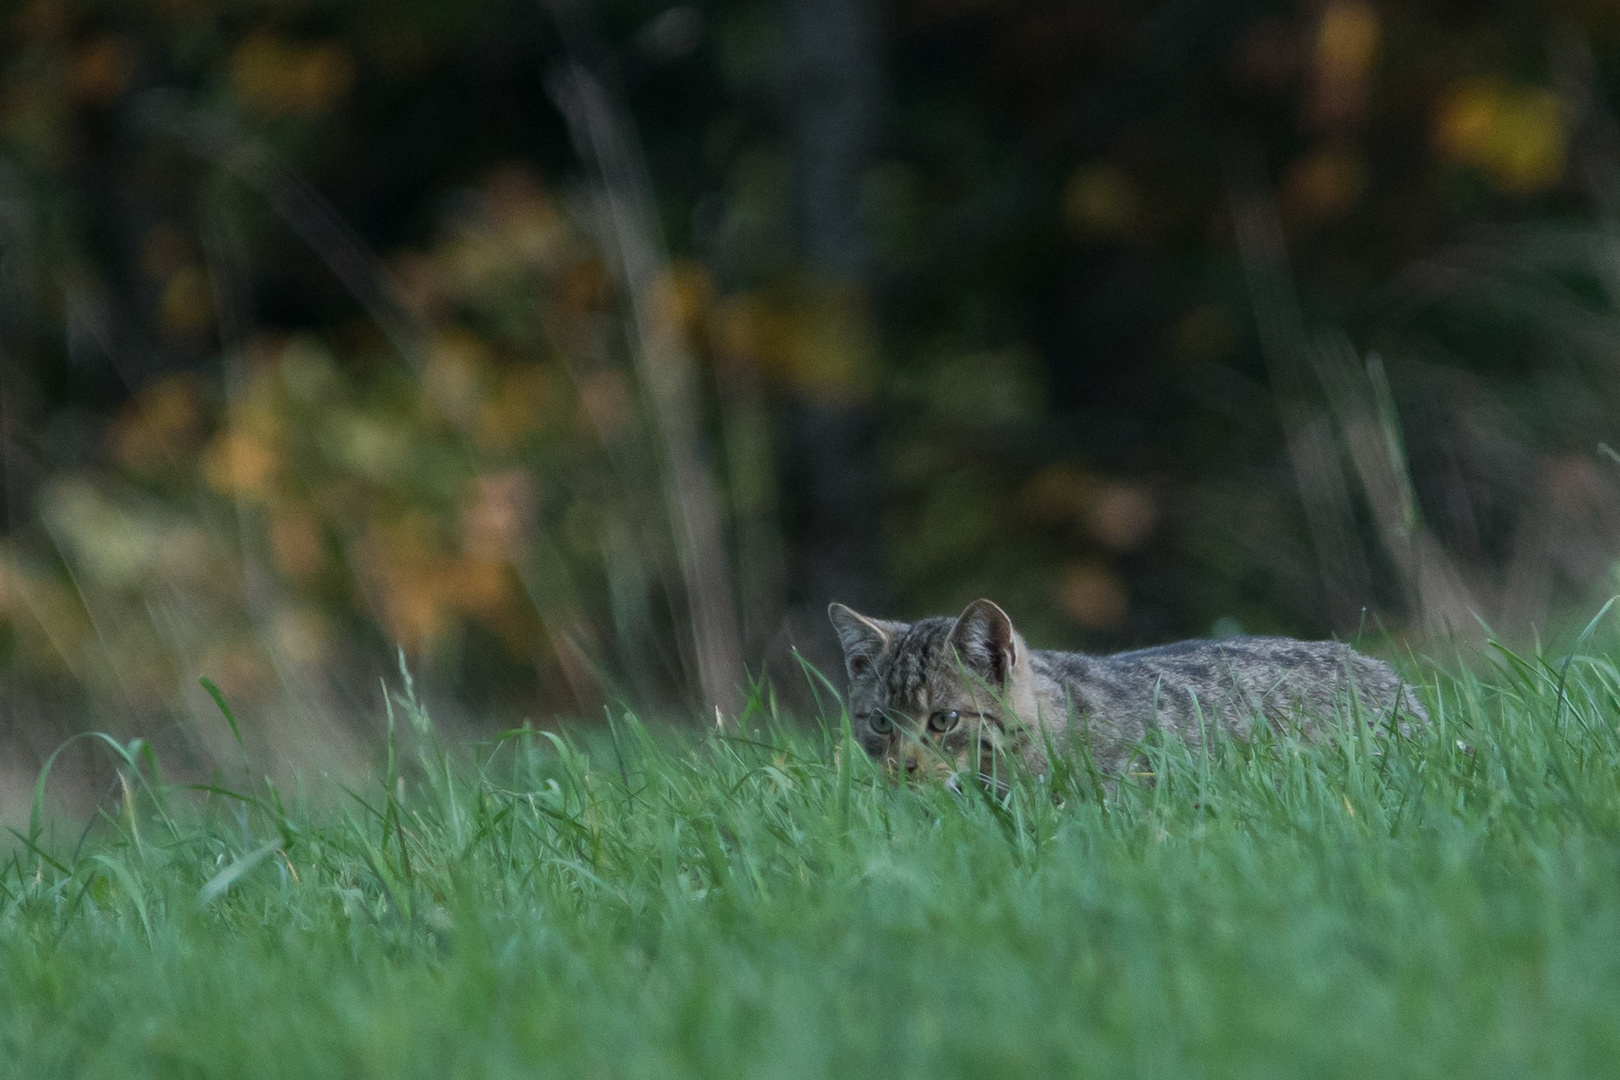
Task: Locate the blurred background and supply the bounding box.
[5,0,1620,793]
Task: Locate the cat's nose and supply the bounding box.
[903,754,919,773]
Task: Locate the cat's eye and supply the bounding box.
[928,710,960,733]
[867,713,894,735]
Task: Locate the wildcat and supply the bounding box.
[829,598,1428,783]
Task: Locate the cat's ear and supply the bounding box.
[828,603,899,680]
[950,599,1018,685]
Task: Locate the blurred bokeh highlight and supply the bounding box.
[3,0,1620,792]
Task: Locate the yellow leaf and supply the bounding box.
[1433,80,1566,194]
[203,432,279,501]
[1057,562,1128,630]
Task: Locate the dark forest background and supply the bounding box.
[4,0,1620,779]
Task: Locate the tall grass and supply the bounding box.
[5,638,1620,1078]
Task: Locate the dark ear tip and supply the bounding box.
[960,598,1009,622]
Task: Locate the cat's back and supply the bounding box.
[1032,633,1426,736]
[1104,635,1359,678]
[1034,633,1354,681]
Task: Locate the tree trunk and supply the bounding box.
[780,0,886,617]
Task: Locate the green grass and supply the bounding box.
[6,642,1620,1079]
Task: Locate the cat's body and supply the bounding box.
[829,599,1428,781]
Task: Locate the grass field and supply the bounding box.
[6,639,1620,1079]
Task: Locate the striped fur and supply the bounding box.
[829,599,1428,782]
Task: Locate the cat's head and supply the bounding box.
[827,598,1041,784]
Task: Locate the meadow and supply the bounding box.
[5,635,1620,1080]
